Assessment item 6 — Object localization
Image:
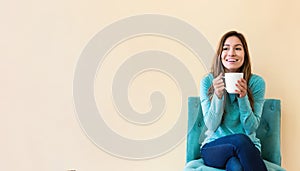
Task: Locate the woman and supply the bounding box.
[199,31,267,171]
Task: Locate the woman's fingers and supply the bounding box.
[235,78,247,97]
[213,73,225,99]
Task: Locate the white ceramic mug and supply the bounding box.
[224,73,244,94]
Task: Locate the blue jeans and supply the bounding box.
[200,134,267,171]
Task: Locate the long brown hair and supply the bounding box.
[208,31,254,110]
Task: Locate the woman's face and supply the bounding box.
[221,36,245,72]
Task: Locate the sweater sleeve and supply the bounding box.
[199,74,225,132]
[237,75,266,135]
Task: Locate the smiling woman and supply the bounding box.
[198,31,268,171]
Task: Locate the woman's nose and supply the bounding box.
[228,48,236,56]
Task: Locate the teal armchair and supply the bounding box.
[184,97,285,171]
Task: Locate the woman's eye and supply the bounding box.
[222,47,228,50]
[236,47,242,50]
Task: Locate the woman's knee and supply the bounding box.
[234,134,252,143]
[231,134,253,149]
[226,157,243,171]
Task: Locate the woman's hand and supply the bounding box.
[213,73,225,99]
[235,78,247,98]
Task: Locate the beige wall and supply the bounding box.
[1,0,300,170]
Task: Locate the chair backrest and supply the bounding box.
[186,97,282,166]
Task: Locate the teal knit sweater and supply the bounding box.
[199,73,265,151]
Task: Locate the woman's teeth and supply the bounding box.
[226,59,238,62]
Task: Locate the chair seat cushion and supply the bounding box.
[184,159,286,171]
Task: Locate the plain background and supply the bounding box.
[1,0,300,170]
